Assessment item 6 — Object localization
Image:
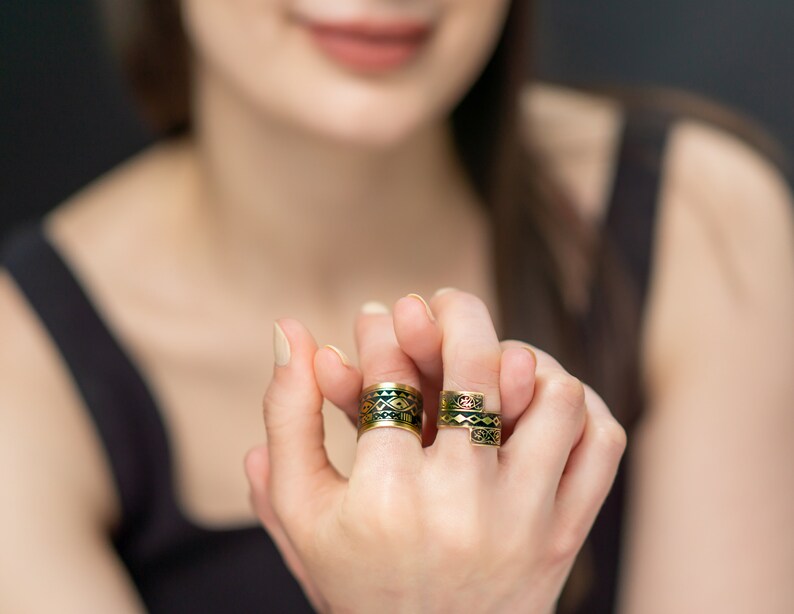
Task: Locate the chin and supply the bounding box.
[290,85,437,150]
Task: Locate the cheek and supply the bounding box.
[181,0,287,72]
[420,0,512,113]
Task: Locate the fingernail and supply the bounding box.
[324,344,350,367]
[433,286,457,297]
[273,321,291,366]
[361,301,390,315]
[523,346,537,363]
[406,293,435,322]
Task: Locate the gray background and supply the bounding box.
[2,0,793,233]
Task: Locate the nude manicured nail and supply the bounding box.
[433,287,457,297]
[273,321,291,366]
[523,346,537,363]
[406,293,435,322]
[324,344,350,367]
[361,301,390,315]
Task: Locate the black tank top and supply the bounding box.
[1,110,672,613]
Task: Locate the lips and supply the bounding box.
[298,17,433,73]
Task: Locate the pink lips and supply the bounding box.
[299,18,432,73]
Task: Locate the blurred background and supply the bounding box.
[2,0,793,237]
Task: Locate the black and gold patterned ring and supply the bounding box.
[437,390,501,447]
[357,382,423,442]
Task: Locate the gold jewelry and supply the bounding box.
[437,390,501,447]
[358,382,423,442]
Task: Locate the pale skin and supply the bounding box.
[243,290,628,613]
[1,0,794,611]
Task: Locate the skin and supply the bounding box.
[1,0,793,612]
[248,293,626,612]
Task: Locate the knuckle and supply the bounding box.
[261,388,276,416]
[368,366,415,386]
[446,290,487,313]
[582,382,605,406]
[262,386,288,422]
[446,347,501,391]
[261,396,282,430]
[594,419,628,457]
[546,374,586,413]
[548,525,586,566]
[261,395,292,439]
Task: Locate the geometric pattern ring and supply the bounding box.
[437,390,501,448]
[357,382,423,443]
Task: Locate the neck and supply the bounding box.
[175,66,483,295]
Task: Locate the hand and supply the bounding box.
[245,290,626,613]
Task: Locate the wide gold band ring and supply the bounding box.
[357,382,423,442]
[437,390,501,447]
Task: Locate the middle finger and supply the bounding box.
[428,289,502,465]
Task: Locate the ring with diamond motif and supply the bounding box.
[437,390,501,447]
[357,382,423,442]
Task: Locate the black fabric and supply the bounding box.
[569,108,673,614]
[0,110,672,613]
[603,109,674,300]
[1,226,313,613]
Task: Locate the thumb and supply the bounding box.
[245,444,328,612]
[264,319,342,514]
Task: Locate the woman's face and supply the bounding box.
[181,0,512,147]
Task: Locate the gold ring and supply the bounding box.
[357,382,423,442]
[437,390,501,447]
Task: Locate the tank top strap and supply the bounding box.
[602,107,675,302]
[565,108,675,614]
[1,222,177,546]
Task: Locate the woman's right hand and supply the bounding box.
[245,290,626,614]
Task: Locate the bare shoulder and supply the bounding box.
[0,158,163,605]
[662,118,793,243]
[0,143,183,538]
[0,267,133,608]
[643,116,794,396]
[0,141,183,512]
[0,271,143,607]
[523,82,794,402]
[0,269,118,528]
[520,82,624,223]
[617,118,794,611]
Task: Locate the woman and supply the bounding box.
[1,0,792,612]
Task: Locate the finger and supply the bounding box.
[429,288,502,462]
[500,364,588,500]
[244,445,327,612]
[314,344,363,426]
[393,293,443,386]
[498,341,538,441]
[354,302,425,462]
[264,319,344,518]
[393,293,443,441]
[553,386,627,550]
